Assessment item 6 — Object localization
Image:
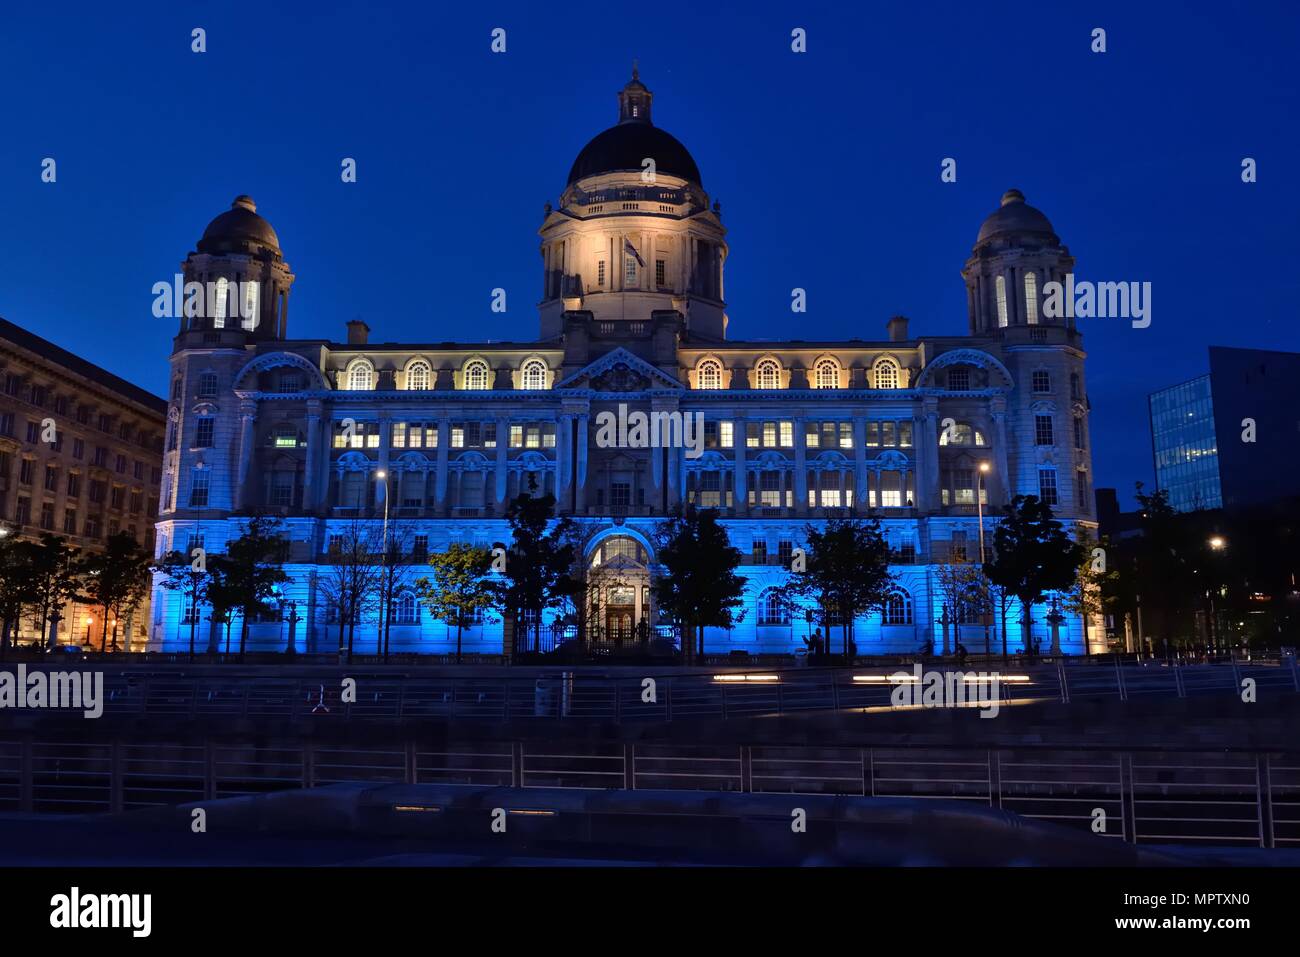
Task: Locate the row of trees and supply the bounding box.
[654,494,1093,662]
[0,528,153,654]
[2,484,1103,662]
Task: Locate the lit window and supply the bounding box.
[406,361,431,391]
[873,360,899,390]
[696,360,723,390]
[347,361,373,391]
[720,422,733,448]
[1024,272,1038,324]
[463,360,490,391]
[996,275,1008,327]
[814,359,840,389]
[241,281,259,331]
[755,359,781,390]
[521,360,548,390]
[212,278,228,328]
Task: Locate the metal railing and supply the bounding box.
[0,735,1293,848]
[3,654,1294,723]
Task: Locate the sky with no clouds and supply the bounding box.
[2,0,1297,506]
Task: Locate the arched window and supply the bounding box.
[241,281,259,331]
[520,359,548,390]
[873,359,899,390]
[1024,272,1038,324]
[814,358,841,389]
[212,277,229,328]
[696,359,723,390]
[884,590,913,626]
[405,360,431,391]
[346,360,373,391]
[390,590,418,625]
[462,360,490,391]
[755,359,782,390]
[758,589,790,626]
[996,275,1008,327]
[939,422,987,446]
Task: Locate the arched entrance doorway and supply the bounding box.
[586,534,652,646]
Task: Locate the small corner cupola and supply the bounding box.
[617,61,653,124]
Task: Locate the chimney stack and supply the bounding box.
[886,315,909,342]
[346,319,370,345]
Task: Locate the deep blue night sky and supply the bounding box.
[2,0,1297,507]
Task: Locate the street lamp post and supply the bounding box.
[1207,536,1226,656]
[976,462,993,661]
[376,470,391,660]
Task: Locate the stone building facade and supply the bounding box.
[152,70,1101,657]
[0,317,166,649]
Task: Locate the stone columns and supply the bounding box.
[575,413,588,512]
[434,418,450,512]
[235,399,257,510]
[494,416,509,510]
[303,401,321,511]
[992,399,1011,504]
[375,413,391,508]
[853,418,867,514]
[793,418,807,515]
[733,420,746,514]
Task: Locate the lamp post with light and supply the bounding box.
[375,469,391,657]
[976,462,993,659]
[1207,536,1226,655]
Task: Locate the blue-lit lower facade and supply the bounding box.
[151,515,1091,658]
[1149,374,1222,512]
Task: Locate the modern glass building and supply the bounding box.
[1149,375,1222,511]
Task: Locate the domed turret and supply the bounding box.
[175,195,295,344]
[975,189,1059,246]
[198,195,281,255]
[962,189,1074,335]
[567,66,702,186]
[539,67,727,341]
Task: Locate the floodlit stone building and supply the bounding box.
[152,69,1101,657]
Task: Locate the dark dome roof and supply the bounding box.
[976,189,1058,245]
[198,195,280,253]
[567,122,702,186]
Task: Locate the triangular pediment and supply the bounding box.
[556,347,683,391]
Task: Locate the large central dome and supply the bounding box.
[566,67,702,187]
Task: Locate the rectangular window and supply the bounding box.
[762,422,776,447]
[1073,416,1086,450]
[1032,370,1051,393]
[40,502,54,531]
[195,418,215,448]
[26,420,39,443]
[391,422,407,449]
[779,421,793,447]
[15,497,30,525]
[778,540,794,566]
[866,422,879,447]
[1038,468,1058,506]
[805,423,819,448]
[752,540,768,564]
[610,482,631,507]
[625,255,637,285]
[510,425,523,448]
[597,260,605,288]
[44,465,57,491]
[19,459,33,485]
[746,422,760,448]
[110,486,125,509]
[1034,414,1054,446]
[189,470,210,507]
[948,369,970,391]
[720,421,733,448]
[840,422,853,449]
[655,260,666,287]
[63,509,77,535]
[66,473,80,497]
[881,421,897,447]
